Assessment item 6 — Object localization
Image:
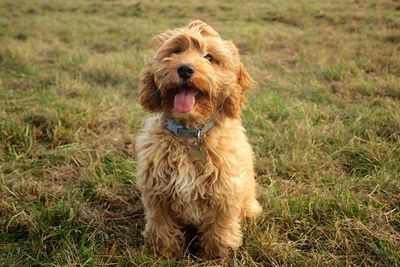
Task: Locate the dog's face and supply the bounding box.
[139,20,252,127]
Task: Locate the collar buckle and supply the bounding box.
[165,118,216,139]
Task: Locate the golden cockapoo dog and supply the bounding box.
[135,20,262,259]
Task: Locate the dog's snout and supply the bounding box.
[177,64,195,80]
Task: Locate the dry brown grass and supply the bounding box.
[1,0,399,266]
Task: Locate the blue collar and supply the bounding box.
[165,118,216,138]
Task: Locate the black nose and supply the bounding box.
[177,64,195,80]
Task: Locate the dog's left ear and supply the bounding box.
[222,63,253,118]
[237,62,252,92]
[221,41,253,118]
[223,40,253,92]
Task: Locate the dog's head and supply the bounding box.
[139,20,252,126]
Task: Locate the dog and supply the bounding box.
[135,20,262,259]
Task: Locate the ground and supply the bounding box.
[0,0,399,266]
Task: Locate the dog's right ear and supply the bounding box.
[139,64,161,112]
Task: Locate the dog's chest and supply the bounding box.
[154,139,217,223]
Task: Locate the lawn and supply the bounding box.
[0,0,399,266]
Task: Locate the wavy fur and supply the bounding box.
[136,20,261,259]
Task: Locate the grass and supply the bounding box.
[0,0,399,266]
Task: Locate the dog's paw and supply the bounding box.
[201,226,242,259]
[242,199,262,219]
[143,224,183,259]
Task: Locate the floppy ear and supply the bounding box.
[186,20,219,37]
[154,29,176,46]
[139,65,161,112]
[223,40,253,92]
[222,62,253,118]
[237,62,252,92]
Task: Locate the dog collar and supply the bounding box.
[165,118,216,138]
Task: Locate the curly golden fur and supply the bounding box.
[136,20,262,259]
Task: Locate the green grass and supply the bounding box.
[1,0,400,266]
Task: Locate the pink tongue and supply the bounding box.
[174,88,196,113]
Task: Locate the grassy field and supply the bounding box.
[1,0,400,266]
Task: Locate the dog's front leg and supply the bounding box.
[199,204,242,259]
[143,202,183,259]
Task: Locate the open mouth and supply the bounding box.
[173,86,200,114]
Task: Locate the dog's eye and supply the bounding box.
[204,54,213,62]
